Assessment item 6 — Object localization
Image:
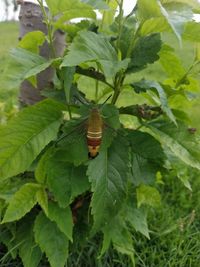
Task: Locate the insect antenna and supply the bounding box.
[73,95,90,106]
[101,94,112,107]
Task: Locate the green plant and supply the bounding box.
[1,0,200,266]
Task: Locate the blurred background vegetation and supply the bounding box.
[0,20,200,266]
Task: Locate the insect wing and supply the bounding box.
[101,104,120,130]
[55,118,89,165]
[100,104,121,150]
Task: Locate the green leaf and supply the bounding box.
[132,79,176,124]
[3,48,57,89]
[100,0,118,31]
[35,147,55,184]
[137,0,162,20]
[34,212,69,267]
[10,48,55,83]
[81,0,108,9]
[136,184,161,208]
[128,33,162,73]
[48,201,73,241]
[61,31,130,78]
[55,118,88,166]
[18,31,46,53]
[16,213,42,267]
[0,177,30,202]
[10,47,46,67]
[112,228,134,265]
[0,99,63,180]
[100,104,120,149]
[2,183,40,223]
[24,60,55,80]
[102,104,120,130]
[148,121,200,170]
[128,130,165,185]
[2,48,44,88]
[101,216,134,264]
[47,160,89,207]
[36,188,48,216]
[161,0,200,11]
[87,134,129,231]
[168,157,192,190]
[159,44,185,79]
[131,154,159,185]
[126,207,150,239]
[140,17,169,35]
[160,2,193,40]
[115,17,137,60]
[46,0,96,21]
[128,130,165,161]
[137,0,191,43]
[61,66,75,103]
[183,21,200,42]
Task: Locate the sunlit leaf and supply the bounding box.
[140,17,169,35]
[183,21,200,42]
[136,184,161,208]
[100,0,118,32]
[18,31,46,53]
[46,0,96,24]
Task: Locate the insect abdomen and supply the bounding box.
[87,108,103,158]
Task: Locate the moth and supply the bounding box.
[57,95,119,159]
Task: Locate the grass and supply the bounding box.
[0,21,19,124]
[133,171,200,267]
[0,21,200,267]
[0,22,18,79]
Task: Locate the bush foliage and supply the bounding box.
[1,0,200,266]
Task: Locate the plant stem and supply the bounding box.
[175,60,200,88]
[126,22,141,58]
[116,0,124,57]
[95,65,99,102]
[37,0,56,58]
[110,0,126,105]
[67,104,72,119]
[111,72,125,104]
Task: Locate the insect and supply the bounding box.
[56,95,117,159]
[86,107,103,158]
[80,94,114,158]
